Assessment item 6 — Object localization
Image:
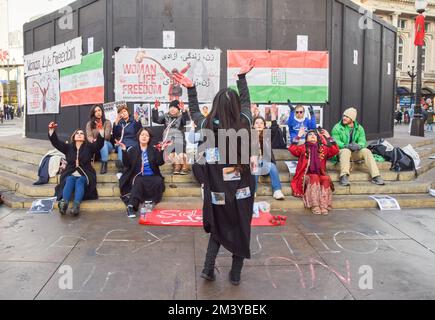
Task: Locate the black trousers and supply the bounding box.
[204,236,244,274]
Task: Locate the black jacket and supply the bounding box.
[49,131,104,201]
[119,145,166,198]
[188,74,255,259]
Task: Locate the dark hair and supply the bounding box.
[253,116,266,128]
[205,88,243,131]
[89,105,107,130]
[117,104,129,115]
[205,88,248,171]
[136,127,153,142]
[304,130,322,158]
[70,128,88,146]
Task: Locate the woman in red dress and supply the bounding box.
[289,127,339,215]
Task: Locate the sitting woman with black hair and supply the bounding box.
[48,122,105,216]
[86,105,113,174]
[289,127,339,215]
[118,128,170,218]
[152,99,191,175]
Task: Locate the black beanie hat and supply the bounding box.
[169,100,180,110]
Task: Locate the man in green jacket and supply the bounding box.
[332,107,385,186]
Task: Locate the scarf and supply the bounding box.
[307,142,321,174]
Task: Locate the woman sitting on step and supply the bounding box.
[289,127,339,215]
[48,122,105,216]
[112,104,143,173]
[118,128,170,219]
[252,103,285,200]
[86,105,114,175]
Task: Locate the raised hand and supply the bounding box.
[48,122,58,136]
[288,99,295,112]
[271,104,278,121]
[134,112,140,122]
[298,126,306,138]
[238,58,255,76]
[173,72,194,88]
[154,100,161,110]
[321,129,331,138]
[308,105,314,115]
[115,139,127,151]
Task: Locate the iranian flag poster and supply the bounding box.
[227,50,329,104]
[60,50,105,107]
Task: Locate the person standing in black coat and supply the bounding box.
[174,58,257,286]
[48,122,104,216]
[118,128,170,218]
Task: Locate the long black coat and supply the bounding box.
[119,145,166,200]
[188,75,255,259]
[49,131,104,201]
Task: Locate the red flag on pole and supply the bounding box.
[414,14,426,46]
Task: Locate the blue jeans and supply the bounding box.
[62,176,87,204]
[116,145,123,162]
[100,141,114,162]
[254,161,282,193]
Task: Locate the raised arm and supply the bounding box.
[237,58,255,126]
[48,122,69,155]
[172,72,206,128]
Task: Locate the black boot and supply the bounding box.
[58,200,68,215]
[201,237,220,281]
[116,160,123,173]
[229,255,244,286]
[100,162,108,175]
[69,202,80,217]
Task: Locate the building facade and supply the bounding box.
[0,0,25,112]
[354,0,435,101]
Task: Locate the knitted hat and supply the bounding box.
[169,100,180,110]
[343,107,357,122]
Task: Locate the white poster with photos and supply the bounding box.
[134,103,151,127]
[370,195,401,211]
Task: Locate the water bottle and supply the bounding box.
[140,204,147,219]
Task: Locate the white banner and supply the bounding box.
[115,48,221,103]
[26,71,60,115]
[24,37,83,77]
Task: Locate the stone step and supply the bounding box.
[3,151,432,187]
[2,190,435,212]
[0,167,432,199]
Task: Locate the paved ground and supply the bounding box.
[0,118,25,137]
[1,206,435,300]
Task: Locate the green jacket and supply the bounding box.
[331,120,367,150]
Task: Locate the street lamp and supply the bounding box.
[410,0,429,136]
[407,61,416,108]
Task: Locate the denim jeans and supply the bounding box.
[116,145,123,162]
[62,176,87,204]
[100,141,114,162]
[254,160,282,193]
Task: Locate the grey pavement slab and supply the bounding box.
[369,208,435,252]
[0,261,58,300]
[1,206,435,299]
[197,265,353,300]
[35,238,196,300]
[316,239,435,300]
[292,209,410,241]
[0,206,13,220]
[0,210,91,263]
[194,228,325,267]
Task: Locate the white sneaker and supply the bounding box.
[273,190,285,200]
